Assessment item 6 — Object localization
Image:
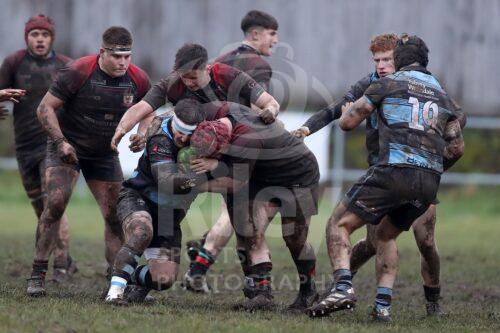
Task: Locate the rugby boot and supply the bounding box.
[27,276,46,297]
[237,286,275,312]
[371,305,392,322]
[182,271,211,294]
[53,256,78,283]
[306,287,356,318]
[426,301,447,316]
[104,293,129,306]
[288,282,320,311]
[126,285,155,304]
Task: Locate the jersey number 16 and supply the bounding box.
[408,96,439,131]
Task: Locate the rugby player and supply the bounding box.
[0,14,76,282]
[110,42,280,150]
[185,101,319,311]
[183,9,283,298]
[294,34,464,315]
[306,35,465,321]
[27,26,151,296]
[105,99,205,305]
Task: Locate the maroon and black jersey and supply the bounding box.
[0,50,71,153]
[205,102,319,187]
[142,63,265,110]
[215,44,272,91]
[49,55,150,158]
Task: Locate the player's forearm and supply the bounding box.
[443,140,464,171]
[156,172,195,194]
[36,101,64,141]
[255,92,280,116]
[339,97,374,131]
[302,104,342,135]
[198,177,246,194]
[118,100,154,134]
[137,113,155,136]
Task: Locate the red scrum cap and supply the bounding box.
[25,14,55,41]
[191,120,232,158]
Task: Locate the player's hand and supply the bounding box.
[57,139,78,165]
[0,106,8,120]
[0,88,26,103]
[259,107,276,124]
[111,125,127,152]
[190,158,219,174]
[291,126,310,139]
[341,102,354,114]
[180,178,197,190]
[129,133,145,152]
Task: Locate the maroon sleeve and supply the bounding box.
[244,56,272,91]
[142,73,185,110]
[0,50,26,89]
[211,63,266,104]
[49,55,98,102]
[127,63,151,99]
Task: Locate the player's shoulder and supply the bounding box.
[162,72,186,103]
[2,49,28,68]
[127,63,150,83]
[356,72,378,88]
[211,62,239,74]
[66,55,99,76]
[127,63,151,96]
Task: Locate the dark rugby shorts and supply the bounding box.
[16,148,46,193]
[46,140,123,182]
[343,165,441,231]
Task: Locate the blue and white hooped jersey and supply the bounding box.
[363,65,461,174]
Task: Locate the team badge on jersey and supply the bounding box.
[123,93,134,107]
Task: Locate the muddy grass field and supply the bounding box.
[0,172,499,332]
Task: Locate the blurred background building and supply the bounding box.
[1,0,499,185]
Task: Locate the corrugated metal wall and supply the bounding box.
[1,0,499,114]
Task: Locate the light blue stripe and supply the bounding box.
[139,266,149,285]
[377,287,393,296]
[392,71,443,91]
[388,143,443,172]
[111,281,126,288]
[134,255,141,263]
[161,117,174,140]
[123,264,135,275]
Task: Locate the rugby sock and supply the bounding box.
[134,265,153,288]
[112,246,141,282]
[249,262,273,290]
[31,260,48,280]
[424,285,441,303]
[237,248,251,276]
[190,248,215,276]
[375,287,392,312]
[293,258,316,292]
[333,269,352,291]
[53,256,68,271]
[106,247,141,299]
[107,276,128,299]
